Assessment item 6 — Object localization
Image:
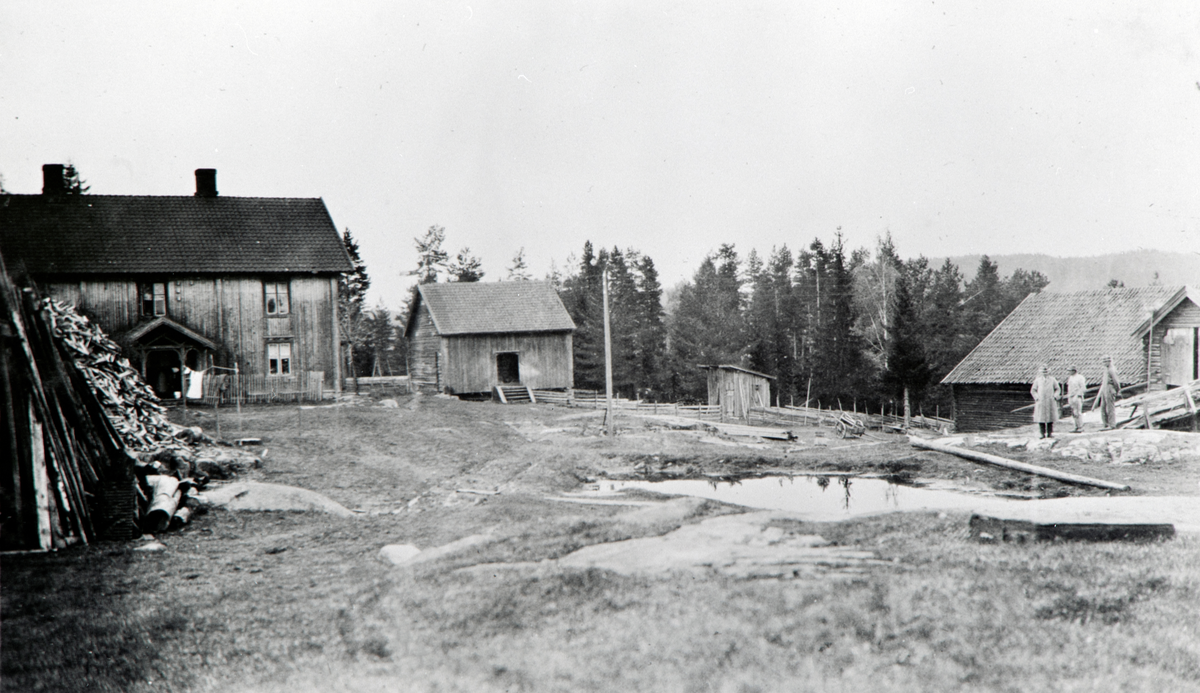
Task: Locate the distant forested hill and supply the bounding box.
[941,250,1200,292]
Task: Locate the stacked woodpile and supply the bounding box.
[43,298,175,450]
[2,255,256,551]
[1,256,131,550]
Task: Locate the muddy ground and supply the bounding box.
[3,394,1199,693]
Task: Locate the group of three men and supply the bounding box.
[1030,356,1122,438]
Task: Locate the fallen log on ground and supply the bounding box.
[910,436,1130,492]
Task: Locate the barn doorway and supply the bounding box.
[496,352,520,384]
[145,350,182,398]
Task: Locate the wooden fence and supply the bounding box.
[528,389,953,432]
[198,370,325,404]
[529,389,731,422]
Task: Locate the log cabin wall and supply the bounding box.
[407,305,442,390]
[951,383,1036,432]
[442,331,573,394]
[1153,300,1200,388]
[41,274,340,388]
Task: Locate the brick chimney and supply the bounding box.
[194,169,218,197]
[42,164,65,195]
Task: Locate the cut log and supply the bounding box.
[910,436,1130,492]
[969,514,1174,543]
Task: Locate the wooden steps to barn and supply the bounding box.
[495,385,535,404]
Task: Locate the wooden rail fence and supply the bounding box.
[526,389,953,432]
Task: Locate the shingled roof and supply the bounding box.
[407,281,575,336]
[0,195,352,274]
[942,285,1186,386]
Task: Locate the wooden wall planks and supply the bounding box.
[41,274,340,389]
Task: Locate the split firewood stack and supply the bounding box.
[43,298,176,451]
[2,257,258,551]
[41,298,262,535]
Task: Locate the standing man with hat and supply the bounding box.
[1094,355,1120,430]
[1065,366,1087,433]
[1031,364,1061,439]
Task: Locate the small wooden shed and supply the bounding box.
[701,365,774,421]
[404,281,576,395]
[942,285,1200,431]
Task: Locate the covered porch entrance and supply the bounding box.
[124,317,218,400]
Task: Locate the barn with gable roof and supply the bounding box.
[942,285,1200,431]
[404,281,576,397]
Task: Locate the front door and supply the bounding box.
[145,349,182,398]
[496,352,520,384]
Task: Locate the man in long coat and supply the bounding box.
[1031,364,1060,439]
[1095,355,1120,430]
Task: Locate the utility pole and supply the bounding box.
[603,266,615,437]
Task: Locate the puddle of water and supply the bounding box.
[592,475,1020,521]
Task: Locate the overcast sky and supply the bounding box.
[4,1,1199,309]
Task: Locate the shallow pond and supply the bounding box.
[592,475,1022,521]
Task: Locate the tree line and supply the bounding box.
[339,226,1048,415]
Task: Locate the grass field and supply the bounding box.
[4,395,1199,692]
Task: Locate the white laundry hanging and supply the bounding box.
[185,367,206,399]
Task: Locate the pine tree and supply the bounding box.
[338,229,371,382]
[806,234,870,409]
[506,247,532,281]
[1002,268,1049,315]
[746,246,797,405]
[667,245,746,400]
[883,268,932,427]
[63,162,89,194]
[561,243,605,390]
[362,305,400,376]
[963,255,1005,344]
[632,252,667,399]
[920,259,966,409]
[412,225,449,284]
[604,248,641,396]
[448,247,485,282]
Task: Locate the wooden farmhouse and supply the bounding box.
[0,165,353,400]
[405,281,575,396]
[942,285,1200,431]
[701,364,774,421]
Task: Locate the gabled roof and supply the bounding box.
[406,281,575,337]
[0,194,353,275]
[942,286,1186,385]
[124,316,217,350]
[1132,286,1200,336]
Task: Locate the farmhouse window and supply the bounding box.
[264,281,290,315]
[141,282,167,317]
[267,342,292,376]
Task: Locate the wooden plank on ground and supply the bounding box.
[910,436,1130,491]
[969,514,1174,543]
